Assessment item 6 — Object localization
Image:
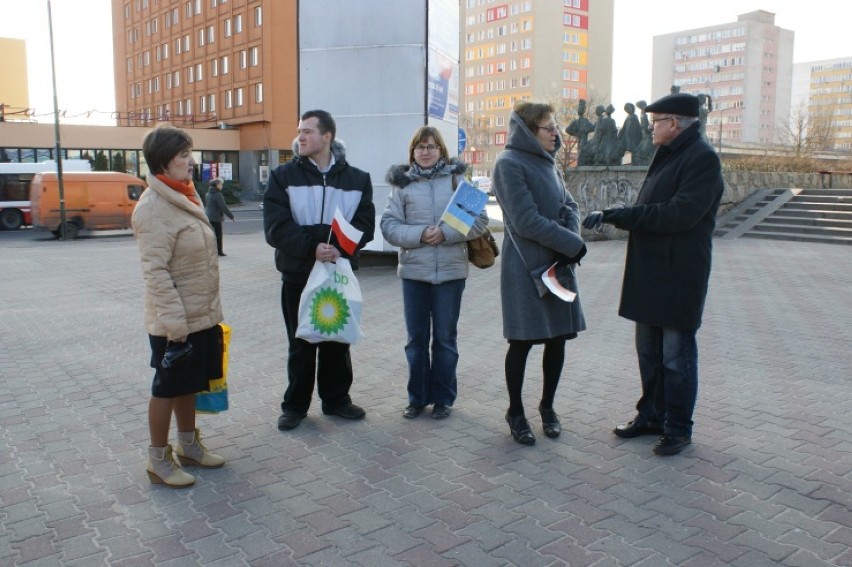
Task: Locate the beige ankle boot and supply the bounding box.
[147,445,195,487]
[173,428,225,468]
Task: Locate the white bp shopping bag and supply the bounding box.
[296,259,364,344]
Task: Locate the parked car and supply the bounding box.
[30,172,146,239]
[472,176,493,195]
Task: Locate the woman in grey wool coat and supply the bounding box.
[492,101,587,446]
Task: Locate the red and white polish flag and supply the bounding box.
[331,206,363,256]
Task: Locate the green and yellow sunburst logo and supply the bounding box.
[309,287,351,336]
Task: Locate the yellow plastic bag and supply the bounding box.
[195,323,230,413]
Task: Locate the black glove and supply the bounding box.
[555,244,587,266]
[583,211,604,230]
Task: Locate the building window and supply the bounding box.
[198,29,205,46]
[126,58,133,72]
[182,35,190,53]
[222,55,229,74]
[250,46,259,66]
[225,90,233,108]
[196,63,203,81]
[207,25,215,43]
[187,66,194,83]
[255,82,263,103]
[194,0,201,15]
[210,58,218,76]
[239,49,247,69]
[235,87,244,107]
[199,95,207,113]
[234,14,242,34]
[173,70,180,87]
[153,76,159,92]
[209,93,216,112]
[254,6,262,26]
[224,18,232,37]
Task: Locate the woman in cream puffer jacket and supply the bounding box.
[132,125,225,489]
[135,175,223,339]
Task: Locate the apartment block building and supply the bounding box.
[460,0,614,177]
[652,10,794,148]
[798,57,852,151]
[112,0,298,174]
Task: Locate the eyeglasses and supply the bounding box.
[414,144,439,152]
[650,116,675,125]
[536,124,559,133]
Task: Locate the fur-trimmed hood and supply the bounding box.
[385,159,468,188]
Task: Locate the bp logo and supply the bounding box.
[309,286,351,336]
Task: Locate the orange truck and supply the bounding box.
[30,172,147,238]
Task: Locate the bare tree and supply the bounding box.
[777,101,839,157]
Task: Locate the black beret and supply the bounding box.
[645,93,699,117]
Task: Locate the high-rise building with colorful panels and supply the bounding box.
[460,0,614,177]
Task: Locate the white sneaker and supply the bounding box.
[173,428,225,468]
[147,445,195,488]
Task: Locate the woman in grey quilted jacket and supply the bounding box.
[381,126,488,421]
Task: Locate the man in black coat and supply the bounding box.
[584,93,723,455]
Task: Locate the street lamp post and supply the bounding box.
[47,0,68,239]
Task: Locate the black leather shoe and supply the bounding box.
[505,411,535,445]
[613,419,663,439]
[403,404,425,419]
[653,435,692,455]
[322,402,366,420]
[539,406,561,439]
[431,404,451,420]
[277,409,306,430]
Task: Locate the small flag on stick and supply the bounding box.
[331,207,363,256]
[439,180,489,236]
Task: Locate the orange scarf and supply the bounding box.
[156,174,201,206]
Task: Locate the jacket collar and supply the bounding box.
[145,173,210,225]
[385,159,468,188]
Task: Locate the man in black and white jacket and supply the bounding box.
[264,109,375,431]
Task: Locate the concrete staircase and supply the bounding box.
[716,188,852,245]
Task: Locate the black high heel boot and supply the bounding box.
[539,405,562,439]
[505,410,536,445]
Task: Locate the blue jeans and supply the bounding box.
[634,323,698,437]
[402,278,466,407]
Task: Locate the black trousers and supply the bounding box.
[211,221,224,254]
[280,280,353,413]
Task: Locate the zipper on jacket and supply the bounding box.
[320,172,327,224]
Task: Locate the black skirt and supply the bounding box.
[149,325,223,398]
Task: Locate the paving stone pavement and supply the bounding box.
[0,230,851,566]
